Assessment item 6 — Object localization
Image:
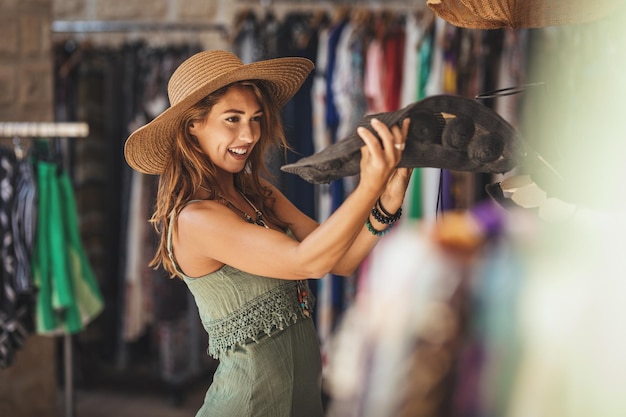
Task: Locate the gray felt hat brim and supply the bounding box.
[281,94,525,184]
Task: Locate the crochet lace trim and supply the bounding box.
[205,281,314,359]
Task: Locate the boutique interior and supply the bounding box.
[2,0,626,416]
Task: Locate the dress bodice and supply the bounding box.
[183,267,309,358]
[167,207,313,358]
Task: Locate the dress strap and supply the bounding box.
[166,199,205,277]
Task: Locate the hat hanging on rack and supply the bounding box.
[281,94,525,184]
[426,0,622,29]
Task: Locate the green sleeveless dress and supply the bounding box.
[167,209,323,417]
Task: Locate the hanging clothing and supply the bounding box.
[0,148,18,314]
[0,146,36,368]
[12,149,38,294]
[382,25,405,112]
[122,170,153,341]
[326,226,467,417]
[333,20,368,142]
[364,38,386,114]
[32,157,104,335]
[281,12,319,219]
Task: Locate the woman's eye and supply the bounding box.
[226,116,239,123]
[251,116,262,123]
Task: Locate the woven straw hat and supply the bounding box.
[281,95,524,184]
[427,0,621,29]
[124,50,314,174]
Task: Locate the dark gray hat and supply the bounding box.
[281,94,525,184]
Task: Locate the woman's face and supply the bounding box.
[190,84,263,175]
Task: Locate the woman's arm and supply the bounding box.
[329,167,413,276]
[269,167,412,277]
[174,118,408,280]
[273,119,412,277]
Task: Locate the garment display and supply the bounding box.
[0,130,104,369]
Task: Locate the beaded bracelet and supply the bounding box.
[366,217,394,236]
[371,198,403,225]
[376,198,399,217]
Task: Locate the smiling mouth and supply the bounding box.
[228,147,248,156]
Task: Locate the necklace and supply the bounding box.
[225,191,270,229]
[200,185,269,229]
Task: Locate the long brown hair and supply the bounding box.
[150,81,290,278]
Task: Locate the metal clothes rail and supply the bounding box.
[0,122,89,138]
[51,20,229,37]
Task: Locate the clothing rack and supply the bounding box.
[51,20,229,37]
[0,121,89,417]
[0,122,89,139]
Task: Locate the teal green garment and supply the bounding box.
[34,161,54,331]
[409,29,434,220]
[33,160,104,335]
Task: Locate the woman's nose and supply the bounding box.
[239,122,257,143]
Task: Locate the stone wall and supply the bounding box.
[48,0,381,49]
[0,0,54,122]
[0,0,58,415]
[51,0,234,49]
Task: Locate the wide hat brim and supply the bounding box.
[281,94,525,184]
[427,0,621,29]
[124,50,314,175]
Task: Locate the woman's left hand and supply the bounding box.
[378,118,413,212]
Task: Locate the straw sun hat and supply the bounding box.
[124,50,314,175]
[427,0,621,29]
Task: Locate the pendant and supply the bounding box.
[255,212,269,229]
[296,280,311,318]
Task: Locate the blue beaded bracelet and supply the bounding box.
[366,217,394,236]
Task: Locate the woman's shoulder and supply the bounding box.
[173,199,232,277]
[175,198,235,240]
[178,198,222,219]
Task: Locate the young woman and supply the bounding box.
[124,50,412,417]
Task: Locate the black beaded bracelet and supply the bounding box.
[377,198,401,217]
[366,217,393,236]
[371,198,402,225]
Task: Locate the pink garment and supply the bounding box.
[364,39,386,114]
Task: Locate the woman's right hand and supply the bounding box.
[357,117,410,195]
